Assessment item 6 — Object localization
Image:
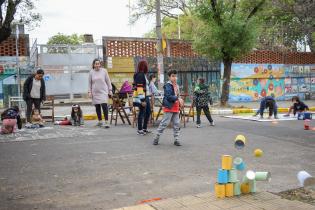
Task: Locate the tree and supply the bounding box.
[47,33,84,45]
[256,0,315,52]
[144,15,197,40]
[0,0,41,44]
[46,33,84,53]
[193,0,265,106]
[129,0,199,24]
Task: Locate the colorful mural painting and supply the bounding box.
[228,64,315,102]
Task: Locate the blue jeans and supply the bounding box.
[138,96,151,130]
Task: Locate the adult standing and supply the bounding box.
[89,58,112,128]
[133,60,151,135]
[23,69,46,126]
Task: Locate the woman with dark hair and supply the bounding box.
[89,58,112,128]
[23,68,46,127]
[284,96,309,117]
[133,60,151,135]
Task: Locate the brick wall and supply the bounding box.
[103,37,315,64]
[235,50,315,64]
[103,37,197,58]
[0,34,30,56]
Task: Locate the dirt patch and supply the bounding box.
[277,187,315,206]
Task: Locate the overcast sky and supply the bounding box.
[26,0,155,44]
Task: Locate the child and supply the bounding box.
[70,104,84,126]
[284,96,309,117]
[31,108,44,128]
[149,74,162,96]
[253,94,278,119]
[153,70,184,146]
[193,78,214,128]
[55,104,84,126]
[0,106,22,134]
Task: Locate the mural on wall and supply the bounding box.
[229,64,286,102]
[228,64,315,102]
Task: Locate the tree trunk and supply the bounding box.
[307,33,314,52]
[220,58,233,106]
[0,27,12,44]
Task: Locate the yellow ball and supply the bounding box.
[254,149,263,157]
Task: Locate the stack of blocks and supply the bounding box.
[215,155,240,198]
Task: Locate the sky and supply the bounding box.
[26,0,156,44]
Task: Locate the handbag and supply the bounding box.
[133,85,145,105]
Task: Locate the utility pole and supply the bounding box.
[156,0,164,90]
[15,24,21,108]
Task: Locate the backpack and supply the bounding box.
[1,108,18,120]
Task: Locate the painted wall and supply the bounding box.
[228,63,315,102]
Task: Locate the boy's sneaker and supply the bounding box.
[196,124,201,128]
[143,129,152,134]
[153,135,160,145]
[174,140,182,146]
[137,130,145,135]
[96,121,103,127]
[210,122,215,126]
[104,121,110,128]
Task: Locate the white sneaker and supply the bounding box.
[104,121,110,128]
[96,121,103,127]
[210,122,215,126]
[25,122,32,128]
[196,124,201,128]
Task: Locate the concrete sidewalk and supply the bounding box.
[113,191,315,210]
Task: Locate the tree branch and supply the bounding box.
[210,0,222,26]
[247,0,265,21]
[231,0,236,19]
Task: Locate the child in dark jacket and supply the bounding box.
[1,106,22,134]
[153,70,183,146]
[284,96,309,117]
[194,78,214,128]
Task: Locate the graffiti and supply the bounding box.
[228,64,315,102]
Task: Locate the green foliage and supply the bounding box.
[47,33,84,45]
[193,0,262,61]
[256,0,315,52]
[144,15,198,40]
[0,0,41,44]
[46,33,84,54]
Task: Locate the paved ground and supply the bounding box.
[114,192,315,210]
[0,116,315,210]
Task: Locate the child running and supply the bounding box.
[153,70,183,146]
